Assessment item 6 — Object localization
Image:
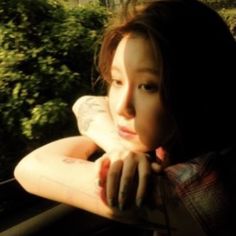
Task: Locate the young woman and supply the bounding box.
[15,0,236,235]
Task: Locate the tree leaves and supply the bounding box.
[0,0,108,180]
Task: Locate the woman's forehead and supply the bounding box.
[111,34,160,72]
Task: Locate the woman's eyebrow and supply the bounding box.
[111,66,159,75]
[136,68,160,76]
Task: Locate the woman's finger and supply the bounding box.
[106,160,123,207]
[151,162,162,173]
[118,155,137,210]
[95,155,107,185]
[98,158,110,204]
[136,156,151,207]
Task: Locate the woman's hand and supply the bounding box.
[96,148,165,210]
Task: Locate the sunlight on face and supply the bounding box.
[108,34,172,152]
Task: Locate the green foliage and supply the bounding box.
[201,0,236,9]
[0,0,109,179]
[200,0,236,37]
[21,99,69,140]
[219,8,236,36]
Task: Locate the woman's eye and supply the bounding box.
[111,79,123,87]
[138,83,159,93]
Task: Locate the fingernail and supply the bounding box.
[136,198,143,208]
[108,198,115,207]
[119,202,124,211]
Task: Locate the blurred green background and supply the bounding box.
[0,0,235,181]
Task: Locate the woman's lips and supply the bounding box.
[118,126,137,139]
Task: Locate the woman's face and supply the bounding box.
[108,34,173,153]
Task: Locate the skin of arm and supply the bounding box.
[14,136,169,231]
[73,95,125,153]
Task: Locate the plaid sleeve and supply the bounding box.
[164,149,235,235]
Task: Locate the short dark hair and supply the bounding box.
[99,0,236,160]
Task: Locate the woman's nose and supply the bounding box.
[116,88,135,119]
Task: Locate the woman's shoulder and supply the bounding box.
[165,144,236,185]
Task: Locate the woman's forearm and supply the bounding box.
[14,148,114,219]
[30,136,98,159]
[14,136,97,200]
[73,96,125,153]
[14,136,168,229]
[15,154,167,229]
[15,153,168,229]
[14,136,118,221]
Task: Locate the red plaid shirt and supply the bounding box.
[163,146,235,235]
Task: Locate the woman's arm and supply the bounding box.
[15,135,199,234]
[73,96,125,153]
[14,136,168,230]
[14,136,100,207]
[14,136,124,220]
